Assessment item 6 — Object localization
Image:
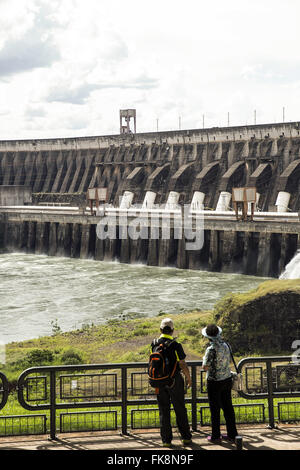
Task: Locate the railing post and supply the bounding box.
[121,366,128,435]
[0,372,9,411]
[266,360,275,429]
[49,370,57,440]
[191,365,197,431]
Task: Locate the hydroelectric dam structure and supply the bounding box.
[1,121,300,278]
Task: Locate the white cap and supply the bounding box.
[160,318,174,331]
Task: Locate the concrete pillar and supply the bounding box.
[51,151,65,193]
[270,139,278,157]
[48,223,57,256]
[215,142,222,160]
[0,220,5,250]
[33,152,46,192]
[95,237,105,261]
[177,238,188,269]
[148,239,158,266]
[13,152,26,186]
[241,141,249,158]
[283,139,292,166]
[279,233,289,275]
[4,221,20,251]
[129,238,141,263]
[120,238,130,263]
[104,238,116,261]
[60,151,76,193]
[27,221,36,253]
[68,152,85,193]
[71,223,81,258]
[16,221,28,251]
[221,230,236,272]
[80,224,90,258]
[24,152,37,188]
[77,150,95,193]
[256,233,271,276]
[158,238,171,266]
[2,153,15,185]
[209,230,219,270]
[35,222,49,254]
[42,152,58,193]
[227,142,235,167]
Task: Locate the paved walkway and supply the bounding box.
[0,424,299,451]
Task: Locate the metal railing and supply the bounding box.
[0,356,299,439]
[237,356,300,428]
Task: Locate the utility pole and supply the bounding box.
[202,114,205,129]
[254,110,256,125]
[283,107,285,123]
[156,118,159,132]
[179,116,181,130]
[227,112,230,127]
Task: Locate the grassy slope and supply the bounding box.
[4,310,213,376]
[3,279,300,380]
[214,279,300,314]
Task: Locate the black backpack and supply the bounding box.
[148,338,178,389]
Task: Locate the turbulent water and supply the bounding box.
[279,251,300,279]
[0,253,267,344]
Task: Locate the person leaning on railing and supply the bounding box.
[201,323,239,444]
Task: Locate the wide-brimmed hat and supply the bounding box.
[160,318,174,330]
[201,325,222,339]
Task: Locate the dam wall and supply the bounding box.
[0,122,300,211]
[1,209,299,278]
[1,121,300,277]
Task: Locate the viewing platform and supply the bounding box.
[0,424,299,451]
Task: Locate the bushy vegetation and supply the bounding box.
[214,279,300,354]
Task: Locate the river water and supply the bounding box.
[280,251,300,279]
[0,253,268,344]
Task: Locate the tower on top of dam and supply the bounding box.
[120,109,136,134]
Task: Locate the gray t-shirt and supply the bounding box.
[202,338,232,381]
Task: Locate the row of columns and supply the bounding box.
[1,219,298,277]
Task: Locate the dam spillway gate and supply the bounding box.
[1,121,300,277]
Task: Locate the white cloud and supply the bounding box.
[0,0,60,77]
[0,0,300,139]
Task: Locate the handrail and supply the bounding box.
[17,361,203,439]
[0,372,9,411]
[0,356,298,439]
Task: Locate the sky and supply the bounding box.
[0,0,300,140]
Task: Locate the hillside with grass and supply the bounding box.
[2,279,300,385]
[214,279,300,353]
[3,310,213,383]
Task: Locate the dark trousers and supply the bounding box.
[157,373,191,443]
[207,376,238,439]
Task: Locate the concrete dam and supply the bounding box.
[1,121,300,278]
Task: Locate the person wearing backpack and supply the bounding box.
[201,324,238,444]
[149,318,192,448]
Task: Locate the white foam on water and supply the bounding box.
[0,253,267,343]
[280,251,300,279]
